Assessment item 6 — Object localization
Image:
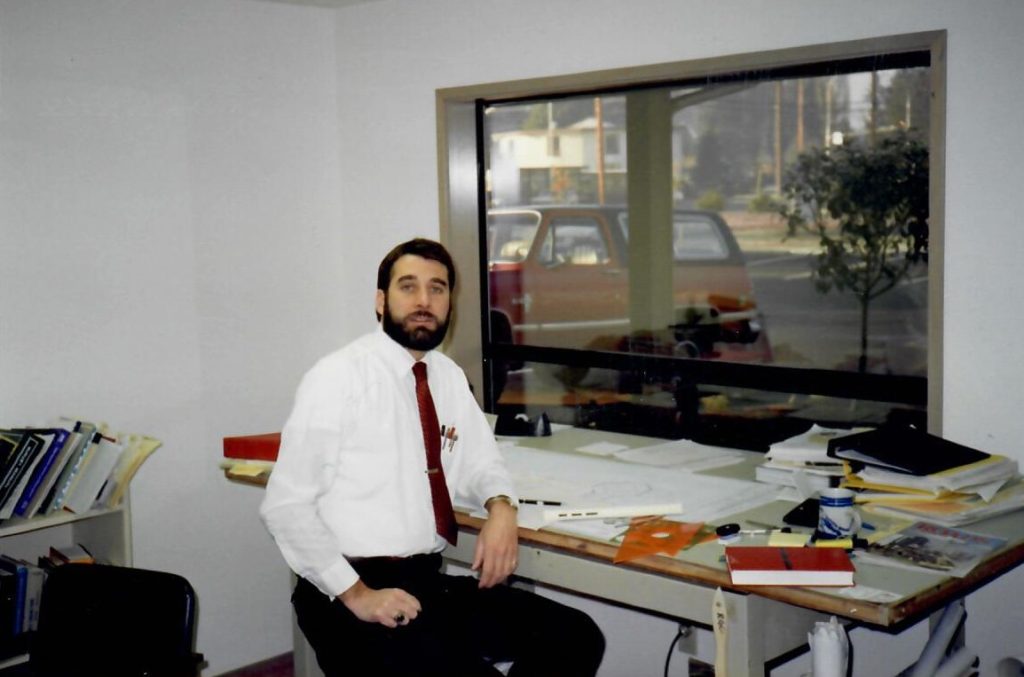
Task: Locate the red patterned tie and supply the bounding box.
[412,361,458,546]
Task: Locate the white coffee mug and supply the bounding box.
[817,488,862,538]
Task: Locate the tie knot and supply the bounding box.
[412,361,427,383]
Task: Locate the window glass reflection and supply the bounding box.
[481,60,930,431]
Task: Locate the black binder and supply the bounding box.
[826,425,991,476]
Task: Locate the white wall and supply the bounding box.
[0,0,350,672]
[2,0,1024,675]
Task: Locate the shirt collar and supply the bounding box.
[373,323,435,378]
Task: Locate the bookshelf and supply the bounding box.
[0,500,132,670]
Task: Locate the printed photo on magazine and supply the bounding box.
[856,521,1006,578]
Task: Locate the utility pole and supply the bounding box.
[869,71,878,147]
[774,81,782,193]
[594,97,606,205]
[825,77,833,146]
[796,80,805,153]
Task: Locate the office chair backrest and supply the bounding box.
[30,563,202,677]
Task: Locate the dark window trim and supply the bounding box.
[483,343,926,406]
[483,51,930,107]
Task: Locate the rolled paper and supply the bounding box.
[933,647,978,677]
[808,615,848,677]
[909,601,967,677]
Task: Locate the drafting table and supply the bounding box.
[225,425,1024,677]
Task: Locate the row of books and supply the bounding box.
[0,418,162,524]
[0,544,95,660]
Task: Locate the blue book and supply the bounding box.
[0,433,43,515]
[14,428,71,517]
[41,424,97,515]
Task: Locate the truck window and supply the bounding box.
[541,217,610,265]
[488,212,540,263]
[618,212,731,262]
[674,215,730,261]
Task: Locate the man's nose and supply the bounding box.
[415,288,431,306]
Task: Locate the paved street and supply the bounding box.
[716,211,926,376]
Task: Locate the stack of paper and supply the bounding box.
[754,425,854,496]
[827,426,1021,526]
[863,477,1024,527]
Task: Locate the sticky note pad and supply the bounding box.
[815,538,853,549]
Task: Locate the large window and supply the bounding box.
[439,33,945,449]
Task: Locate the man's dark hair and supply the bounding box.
[376,238,457,320]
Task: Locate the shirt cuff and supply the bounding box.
[316,557,360,599]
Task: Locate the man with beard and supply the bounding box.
[260,238,605,676]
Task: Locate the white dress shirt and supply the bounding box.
[260,327,516,598]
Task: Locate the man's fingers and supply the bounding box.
[364,589,422,627]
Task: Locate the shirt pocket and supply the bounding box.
[333,410,402,500]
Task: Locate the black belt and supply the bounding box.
[349,552,442,573]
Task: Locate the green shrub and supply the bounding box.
[695,189,725,211]
[748,191,780,213]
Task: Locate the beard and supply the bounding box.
[381,297,451,352]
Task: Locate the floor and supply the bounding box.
[216,652,293,677]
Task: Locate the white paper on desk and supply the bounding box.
[829,585,904,604]
[576,441,629,457]
[513,505,551,530]
[681,482,781,523]
[550,518,632,542]
[613,439,746,471]
[502,444,778,528]
[767,424,868,464]
[464,503,553,530]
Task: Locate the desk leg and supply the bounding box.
[721,588,832,677]
[721,590,767,677]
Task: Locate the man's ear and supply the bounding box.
[375,289,385,319]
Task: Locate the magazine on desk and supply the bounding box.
[855,521,1006,578]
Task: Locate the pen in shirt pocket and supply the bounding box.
[442,426,457,452]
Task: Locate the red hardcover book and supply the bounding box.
[222,432,281,462]
[724,546,855,586]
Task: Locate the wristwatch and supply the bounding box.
[485,494,518,512]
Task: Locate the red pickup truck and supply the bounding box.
[486,206,772,365]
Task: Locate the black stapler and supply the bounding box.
[494,412,552,437]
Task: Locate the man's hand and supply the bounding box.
[472,499,519,588]
[338,579,421,628]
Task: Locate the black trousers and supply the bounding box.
[292,554,605,677]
